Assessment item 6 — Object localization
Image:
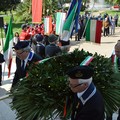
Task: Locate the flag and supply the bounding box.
[55,12,66,35]
[60,1,78,41]
[74,0,82,33]
[113,55,119,73]
[44,16,52,35]
[66,0,76,18]
[32,0,42,23]
[80,56,94,66]
[39,58,50,64]
[111,50,119,73]
[85,19,102,44]
[60,0,82,41]
[3,17,13,78]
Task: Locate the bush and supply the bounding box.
[11,49,120,120]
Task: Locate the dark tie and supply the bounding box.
[21,60,25,70]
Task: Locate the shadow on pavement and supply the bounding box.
[0,87,8,97]
[101,42,116,44]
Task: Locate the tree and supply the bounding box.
[0,0,20,13]
[15,0,62,22]
[14,0,30,22]
[42,0,58,16]
[105,0,120,4]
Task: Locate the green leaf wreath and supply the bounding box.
[11,49,120,120]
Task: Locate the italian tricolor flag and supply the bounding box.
[80,56,94,66]
[3,17,13,78]
[61,1,78,41]
[44,16,52,35]
[56,12,66,36]
[111,52,119,73]
[86,19,102,44]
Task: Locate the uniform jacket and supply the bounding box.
[0,53,5,63]
[12,52,42,88]
[71,83,105,120]
[19,30,31,40]
[36,43,45,59]
[45,44,62,57]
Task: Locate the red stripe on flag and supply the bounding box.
[85,57,94,66]
[111,54,115,64]
[95,20,102,44]
[49,16,52,34]
[8,58,12,78]
[32,0,42,23]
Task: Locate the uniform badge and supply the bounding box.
[75,71,83,78]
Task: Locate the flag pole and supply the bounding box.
[0,27,5,82]
[0,27,4,50]
[2,63,6,81]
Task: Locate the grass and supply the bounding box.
[3,14,24,34]
[103,10,120,15]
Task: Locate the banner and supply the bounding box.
[86,19,102,44]
[44,16,52,35]
[60,2,78,41]
[32,0,42,23]
[56,12,66,35]
[61,0,82,41]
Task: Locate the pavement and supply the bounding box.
[0,27,120,120]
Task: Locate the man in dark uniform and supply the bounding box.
[45,34,62,57]
[11,41,42,88]
[115,40,120,120]
[67,65,105,120]
[0,53,5,86]
[107,40,120,120]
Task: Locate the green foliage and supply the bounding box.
[15,0,32,22]
[14,0,59,22]
[111,0,120,4]
[11,49,120,120]
[0,0,20,12]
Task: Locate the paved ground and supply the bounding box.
[70,27,120,57]
[0,27,120,120]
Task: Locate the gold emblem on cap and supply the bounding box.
[75,71,83,77]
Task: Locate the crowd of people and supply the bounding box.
[8,22,70,88]
[75,12,119,41]
[12,23,71,58]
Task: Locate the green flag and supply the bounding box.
[61,2,78,41]
[3,17,13,78]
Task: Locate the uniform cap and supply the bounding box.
[21,24,27,29]
[67,65,94,79]
[36,34,43,42]
[48,34,58,43]
[115,40,120,49]
[13,41,29,50]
